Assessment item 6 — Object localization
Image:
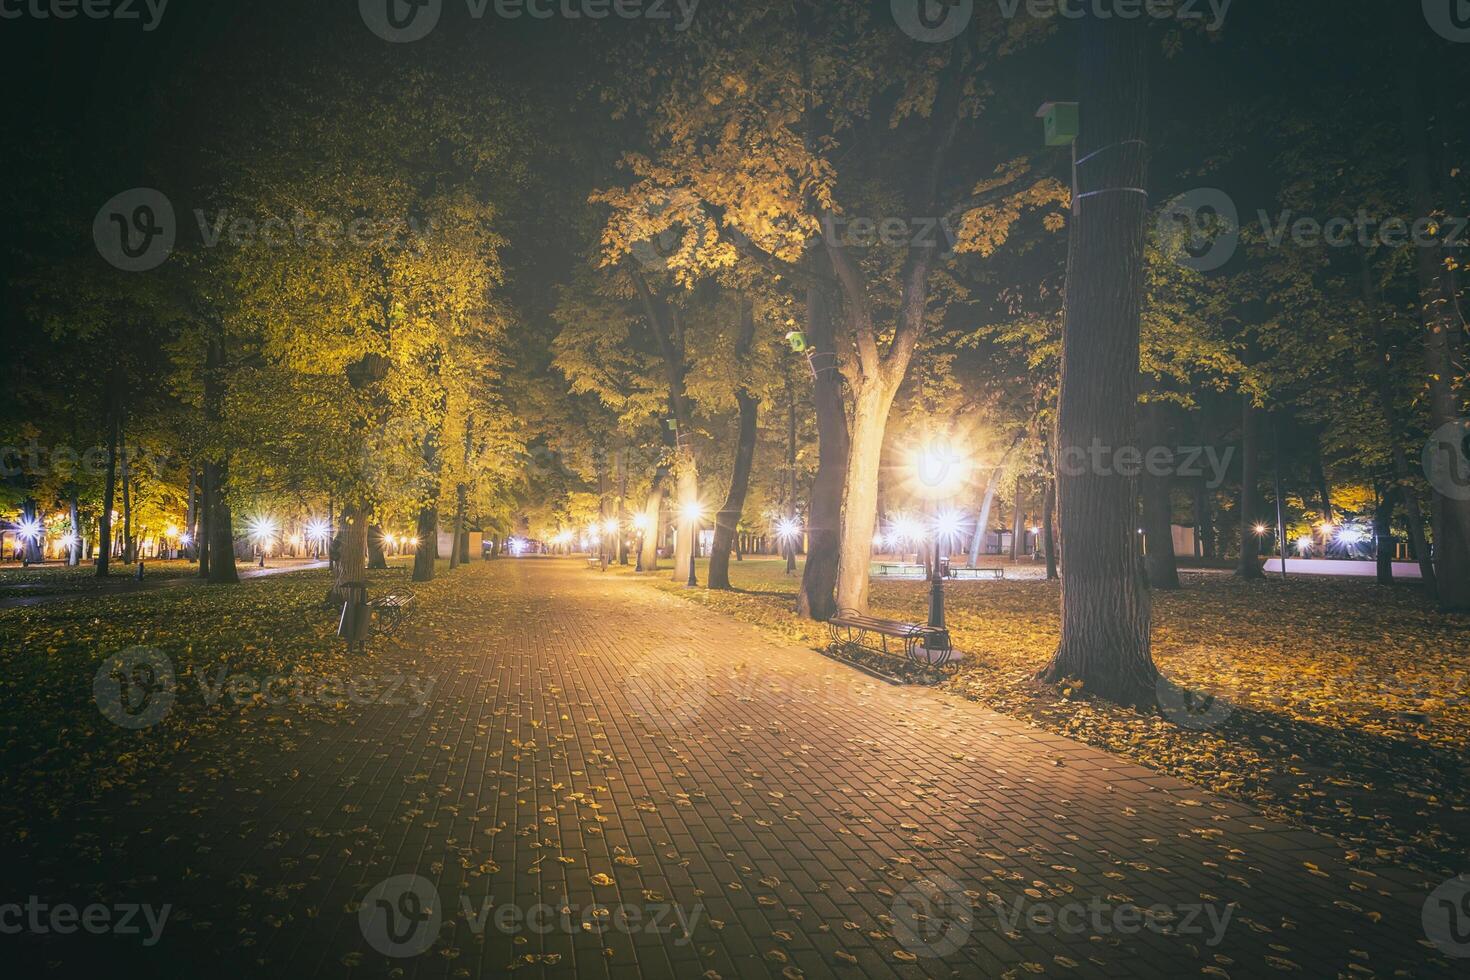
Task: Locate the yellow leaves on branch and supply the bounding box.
[953,160,1071,257]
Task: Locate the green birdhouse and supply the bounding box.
[1036,101,1079,147]
[785,331,808,353]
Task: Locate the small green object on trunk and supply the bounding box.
[1036,101,1079,147]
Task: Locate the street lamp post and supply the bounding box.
[914,438,969,653]
[632,513,648,572]
[681,503,702,587]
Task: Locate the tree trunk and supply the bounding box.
[640,482,662,572]
[184,468,198,561]
[96,388,118,577]
[1038,11,1156,707]
[1009,481,1024,561]
[797,275,848,620]
[120,422,134,564]
[1375,486,1396,584]
[967,433,1024,566]
[203,457,239,583]
[1141,402,1180,589]
[330,504,368,605]
[1401,65,1470,611]
[969,478,1001,566]
[368,525,388,569]
[785,372,799,575]
[202,332,238,584]
[834,381,897,614]
[1365,250,1439,593]
[1310,435,1334,527]
[672,459,698,583]
[1043,476,1058,580]
[710,389,759,589]
[69,497,82,565]
[710,302,761,590]
[1234,395,1266,579]
[197,472,210,578]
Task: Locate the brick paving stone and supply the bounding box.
[11,557,1460,978]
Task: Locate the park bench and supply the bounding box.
[586,556,603,570]
[367,586,417,636]
[337,582,417,650]
[949,566,1004,580]
[873,561,927,578]
[827,608,954,666]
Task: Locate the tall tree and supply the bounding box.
[1038,13,1157,707]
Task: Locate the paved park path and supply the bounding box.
[17,558,1451,978]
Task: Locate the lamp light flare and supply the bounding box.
[889,514,923,544]
[930,509,966,543]
[1253,523,1269,536]
[775,517,803,542]
[680,502,704,524]
[306,519,332,543]
[15,517,45,543]
[603,518,620,536]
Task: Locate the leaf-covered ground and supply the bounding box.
[0,558,435,855]
[628,557,1470,878]
[0,558,205,596]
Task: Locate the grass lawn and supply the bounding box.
[618,555,1470,877]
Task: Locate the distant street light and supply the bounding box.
[774,515,802,568]
[248,516,276,567]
